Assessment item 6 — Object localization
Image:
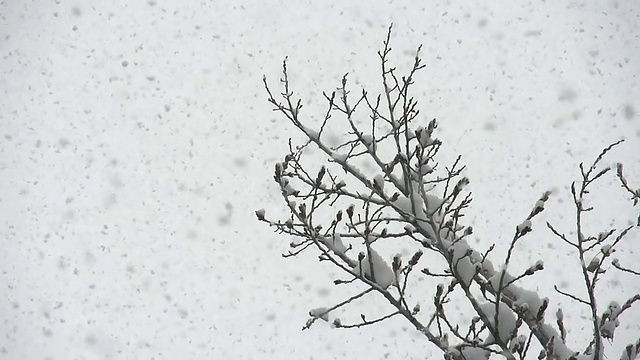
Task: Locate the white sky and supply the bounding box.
[1,0,639,359]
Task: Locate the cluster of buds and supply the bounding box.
[414,118,438,148]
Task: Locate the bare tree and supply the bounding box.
[257,25,640,360]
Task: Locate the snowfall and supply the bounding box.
[1,1,639,359]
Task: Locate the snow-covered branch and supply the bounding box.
[258,24,639,360]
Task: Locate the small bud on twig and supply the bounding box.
[464,226,473,236]
[409,250,423,266]
[517,220,532,236]
[536,298,549,322]
[412,304,421,315]
[586,255,600,273]
[315,166,326,185]
[347,204,355,219]
[373,174,385,192]
[392,254,402,272]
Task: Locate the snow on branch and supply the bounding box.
[257,24,639,360]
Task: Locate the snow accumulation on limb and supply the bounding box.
[331,151,348,164]
[620,338,640,360]
[302,125,320,141]
[316,234,357,270]
[452,247,477,287]
[354,247,396,289]
[479,302,517,345]
[391,187,441,241]
[488,271,547,315]
[448,346,491,360]
[326,234,348,254]
[309,307,330,322]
